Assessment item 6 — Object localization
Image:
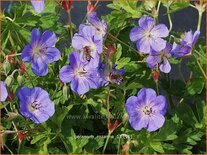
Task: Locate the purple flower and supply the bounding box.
[99,63,125,86]
[130,16,169,54]
[171,30,200,57]
[72,25,102,67]
[0,81,8,102]
[125,88,167,132]
[59,52,100,95]
[21,28,61,76]
[87,12,107,37]
[18,86,55,124]
[146,43,172,73]
[31,0,45,13]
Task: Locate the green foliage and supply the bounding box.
[1,0,206,154]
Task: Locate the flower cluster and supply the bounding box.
[130,16,200,73]
[59,11,125,95]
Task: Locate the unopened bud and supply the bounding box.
[17,131,28,142]
[63,84,68,100]
[61,0,74,12]
[122,113,129,125]
[122,142,130,154]
[151,70,160,82]
[17,74,24,85]
[5,75,13,86]
[87,3,95,13]
[3,58,11,75]
[105,44,116,58]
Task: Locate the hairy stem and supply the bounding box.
[68,10,73,41]
[167,7,173,32]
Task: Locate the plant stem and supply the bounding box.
[196,58,206,79]
[197,11,203,31]
[106,86,110,124]
[155,81,159,95]
[68,10,73,41]
[102,131,111,154]
[167,7,173,32]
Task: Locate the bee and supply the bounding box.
[110,73,123,85]
[83,47,93,62]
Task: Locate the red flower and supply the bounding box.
[87,3,95,13]
[17,131,28,142]
[7,51,16,65]
[18,61,27,73]
[61,0,74,12]
[108,120,120,133]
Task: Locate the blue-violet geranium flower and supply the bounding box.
[21,28,61,76]
[59,51,100,95]
[171,30,200,57]
[146,43,172,73]
[130,16,169,54]
[125,88,167,132]
[18,86,55,124]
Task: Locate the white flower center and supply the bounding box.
[142,106,153,115]
[75,68,87,77]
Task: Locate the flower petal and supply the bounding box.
[40,30,57,48]
[30,28,41,45]
[72,34,90,50]
[71,78,89,95]
[136,37,151,54]
[59,65,74,83]
[151,24,169,38]
[146,55,160,68]
[31,0,45,13]
[150,37,166,52]
[125,96,138,117]
[192,30,200,46]
[159,58,171,73]
[152,95,167,115]
[137,88,157,104]
[129,26,145,42]
[44,47,61,64]
[138,16,155,29]
[147,113,165,131]
[21,45,33,62]
[129,115,148,131]
[0,81,8,102]
[31,57,48,76]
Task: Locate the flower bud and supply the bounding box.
[121,142,130,154]
[87,3,95,13]
[63,84,68,100]
[17,131,28,142]
[122,113,129,125]
[5,75,13,86]
[151,70,160,82]
[105,44,116,59]
[3,58,11,75]
[61,0,74,12]
[18,61,27,73]
[17,74,24,85]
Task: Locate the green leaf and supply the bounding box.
[150,141,165,153]
[186,78,205,96]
